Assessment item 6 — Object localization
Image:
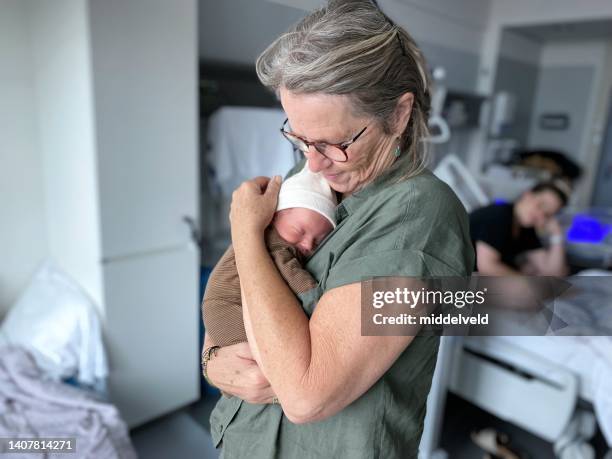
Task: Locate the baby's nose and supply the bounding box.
[299,239,314,255]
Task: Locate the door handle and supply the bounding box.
[182,216,202,250]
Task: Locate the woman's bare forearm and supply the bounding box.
[241,288,264,366]
[233,232,313,405]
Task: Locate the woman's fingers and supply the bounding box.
[206,342,276,403]
[252,176,272,191]
[230,175,283,235]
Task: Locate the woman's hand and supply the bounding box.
[207,341,277,404]
[230,176,282,241]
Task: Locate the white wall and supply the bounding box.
[266,0,492,56]
[26,0,104,308]
[515,39,611,206]
[200,0,490,91]
[199,0,305,64]
[471,0,612,184]
[589,41,612,202]
[498,29,541,65]
[491,0,612,28]
[0,0,48,317]
[527,41,607,159]
[480,0,612,94]
[382,0,491,56]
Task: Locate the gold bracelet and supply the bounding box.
[201,345,221,388]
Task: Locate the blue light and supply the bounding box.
[493,198,508,205]
[566,214,612,244]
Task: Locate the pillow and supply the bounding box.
[0,260,107,385]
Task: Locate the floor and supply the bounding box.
[130,391,609,459]
[440,394,610,459]
[130,394,219,459]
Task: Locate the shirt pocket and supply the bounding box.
[210,395,243,448]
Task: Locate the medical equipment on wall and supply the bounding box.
[489,91,517,137]
[428,67,451,144]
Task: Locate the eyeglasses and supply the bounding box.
[280,118,367,163]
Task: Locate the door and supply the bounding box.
[103,247,200,428]
[90,0,199,260]
[592,93,612,207]
[88,0,200,426]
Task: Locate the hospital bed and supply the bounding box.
[452,333,611,458]
[421,160,612,459]
[420,277,612,459]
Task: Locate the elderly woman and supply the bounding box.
[202,1,474,457]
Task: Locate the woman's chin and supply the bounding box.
[326,175,351,193]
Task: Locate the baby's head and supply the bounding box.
[273,165,337,257]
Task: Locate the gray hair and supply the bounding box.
[256,0,431,180]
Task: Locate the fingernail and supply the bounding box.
[275,175,282,183]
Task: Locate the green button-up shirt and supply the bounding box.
[210,159,474,459]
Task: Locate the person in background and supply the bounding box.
[470,179,571,276]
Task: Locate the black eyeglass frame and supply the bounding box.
[280,118,368,163]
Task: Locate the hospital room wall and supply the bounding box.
[479,0,612,205]
[0,0,49,318]
[0,0,103,317]
[527,43,603,159]
[198,0,305,64]
[490,0,612,28]
[383,0,490,93]
[26,0,105,310]
[199,0,490,172]
[491,30,542,147]
[199,0,489,93]
[527,40,612,206]
[588,40,612,206]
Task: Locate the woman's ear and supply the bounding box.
[394,92,414,135]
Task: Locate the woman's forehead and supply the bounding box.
[280,88,362,139]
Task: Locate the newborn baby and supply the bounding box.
[202,165,337,348]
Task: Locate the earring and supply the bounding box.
[394,138,402,157]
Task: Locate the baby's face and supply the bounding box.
[272,208,334,257]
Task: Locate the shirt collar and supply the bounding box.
[335,159,420,219]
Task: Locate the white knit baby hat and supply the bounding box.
[276,164,338,228]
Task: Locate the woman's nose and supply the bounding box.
[306,148,331,173]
